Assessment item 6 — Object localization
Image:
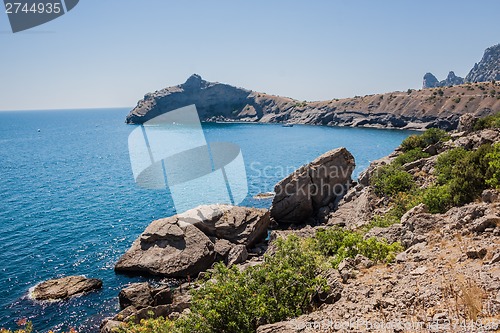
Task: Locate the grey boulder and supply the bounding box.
[115,217,215,277]
[32,276,102,301]
[270,147,355,225]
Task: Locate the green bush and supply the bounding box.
[435,145,494,207]
[400,128,450,152]
[393,148,431,166]
[310,228,402,268]
[485,143,500,189]
[371,164,415,197]
[175,235,327,333]
[421,185,453,213]
[119,317,175,333]
[435,147,469,184]
[473,112,500,130]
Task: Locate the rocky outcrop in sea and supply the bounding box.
[31,276,102,301]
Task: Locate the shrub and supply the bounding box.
[485,142,500,189]
[118,230,402,333]
[400,128,450,152]
[119,317,175,333]
[393,148,430,166]
[435,145,494,207]
[310,228,402,268]
[371,164,415,197]
[435,147,469,184]
[473,112,500,130]
[175,235,327,333]
[421,185,453,213]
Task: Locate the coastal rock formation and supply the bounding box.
[115,205,269,277]
[270,147,355,225]
[115,217,215,277]
[102,281,192,331]
[31,276,102,301]
[126,74,500,131]
[466,43,500,83]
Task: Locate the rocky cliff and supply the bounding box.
[126,75,500,131]
[466,44,500,83]
[423,43,500,88]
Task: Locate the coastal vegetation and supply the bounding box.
[370,114,500,228]
[117,230,401,333]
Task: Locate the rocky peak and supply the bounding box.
[445,71,464,85]
[181,74,208,90]
[422,71,464,88]
[423,72,439,89]
[465,43,500,83]
[423,44,500,88]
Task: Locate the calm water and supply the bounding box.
[0,108,416,332]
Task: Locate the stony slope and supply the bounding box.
[126,75,500,130]
[257,121,500,332]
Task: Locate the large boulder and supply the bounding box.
[270,148,355,225]
[115,217,215,277]
[118,282,154,309]
[178,205,270,247]
[31,276,102,301]
[115,205,269,277]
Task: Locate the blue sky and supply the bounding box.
[0,0,499,110]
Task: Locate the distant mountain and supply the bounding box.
[466,44,500,83]
[126,74,500,131]
[423,44,500,88]
[423,71,464,89]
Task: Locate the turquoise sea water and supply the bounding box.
[0,108,416,332]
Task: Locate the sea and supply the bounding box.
[0,108,417,332]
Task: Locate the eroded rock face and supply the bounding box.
[180,205,270,247]
[465,43,500,83]
[115,205,270,277]
[32,276,102,301]
[270,147,355,225]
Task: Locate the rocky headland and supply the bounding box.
[125,74,500,131]
[101,113,500,332]
[125,44,500,131]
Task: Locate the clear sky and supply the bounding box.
[0,0,499,111]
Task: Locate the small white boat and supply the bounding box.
[282,123,294,127]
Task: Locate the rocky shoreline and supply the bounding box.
[125,74,500,131]
[99,113,499,332]
[32,113,500,332]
